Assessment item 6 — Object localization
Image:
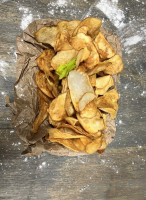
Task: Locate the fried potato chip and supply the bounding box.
[32,90,50,133]
[48,115,64,127]
[77,114,105,134]
[65,90,75,116]
[98,134,107,150]
[77,26,88,34]
[76,64,87,73]
[96,89,119,119]
[68,70,94,111]
[85,42,100,69]
[61,78,68,93]
[34,26,58,47]
[49,138,79,152]
[76,47,90,67]
[65,117,79,126]
[51,49,78,70]
[80,100,99,119]
[55,32,73,51]
[57,20,80,36]
[47,127,86,139]
[87,64,107,76]
[103,55,123,75]
[78,92,96,112]
[35,71,54,98]
[86,137,102,154]
[48,92,67,121]
[73,138,85,151]
[95,75,114,96]
[37,49,55,75]
[70,33,92,50]
[80,137,92,146]
[94,32,116,59]
[89,74,96,87]
[58,123,92,138]
[73,17,102,38]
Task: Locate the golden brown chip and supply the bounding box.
[48,115,64,127]
[80,137,92,146]
[77,114,105,134]
[95,75,114,96]
[51,49,78,70]
[34,26,58,47]
[96,89,119,119]
[35,71,54,98]
[49,138,79,152]
[65,90,75,117]
[103,55,123,75]
[87,63,107,76]
[84,42,99,69]
[58,123,92,138]
[47,127,86,139]
[37,49,55,75]
[76,64,87,73]
[72,138,85,151]
[89,74,96,87]
[78,92,96,112]
[61,78,68,93]
[76,47,90,67]
[77,26,88,34]
[94,32,116,59]
[32,90,50,133]
[68,70,94,111]
[70,33,92,50]
[48,92,67,121]
[73,17,102,38]
[86,137,102,154]
[57,20,80,36]
[65,117,79,126]
[55,31,73,52]
[80,100,98,119]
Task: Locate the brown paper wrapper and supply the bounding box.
[8,19,122,156]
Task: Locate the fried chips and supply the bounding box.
[33,17,123,154]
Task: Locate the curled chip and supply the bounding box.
[55,32,73,51]
[57,20,80,37]
[73,138,85,151]
[96,89,119,119]
[94,32,116,59]
[77,114,105,134]
[78,92,96,112]
[37,49,55,75]
[51,49,78,70]
[95,75,114,96]
[65,117,79,126]
[73,17,102,38]
[35,71,54,98]
[70,33,92,50]
[76,47,90,67]
[85,43,100,69]
[103,55,123,75]
[48,92,67,121]
[34,26,58,47]
[65,90,75,117]
[80,100,99,119]
[47,127,86,139]
[68,70,94,111]
[32,90,50,133]
[86,137,102,154]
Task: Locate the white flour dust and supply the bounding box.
[96,0,125,28]
[19,7,33,30]
[124,35,143,47]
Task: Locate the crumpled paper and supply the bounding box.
[8,19,122,156]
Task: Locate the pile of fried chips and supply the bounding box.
[33,17,123,154]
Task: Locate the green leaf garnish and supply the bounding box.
[56,56,77,79]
